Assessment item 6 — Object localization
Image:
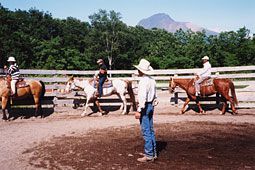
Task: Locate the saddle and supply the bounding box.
[6,77,29,89]
[93,79,113,89]
[200,78,214,87]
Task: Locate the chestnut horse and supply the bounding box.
[65,77,137,116]
[0,77,45,120]
[169,77,238,114]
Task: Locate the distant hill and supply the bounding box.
[137,13,218,35]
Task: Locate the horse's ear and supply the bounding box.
[68,75,74,81]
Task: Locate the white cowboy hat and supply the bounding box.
[7,56,16,62]
[97,58,104,64]
[134,58,154,75]
[202,56,209,60]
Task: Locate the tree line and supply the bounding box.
[0,4,254,70]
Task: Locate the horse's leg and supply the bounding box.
[180,97,190,114]
[196,100,204,113]
[227,96,238,114]
[116,94,124,111]
[222,94,237,114]
[33,95,41,118]
[95,99,104,116]
[221,99,227,115]
[81,96,90,117]
[119,93,127,115]
[230,98,238,114]
[1,97,8,120]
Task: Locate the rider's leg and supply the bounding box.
[10,79,18,96]
[98,77,106,97]
[195,79,202,96]
[195,77,206,96]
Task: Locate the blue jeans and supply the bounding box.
[98,77,106,97]
[140,103,157,158]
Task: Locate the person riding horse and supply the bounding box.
[95,59,108,97]
[4,56,20,96]
[195,56,212,96]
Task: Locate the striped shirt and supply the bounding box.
[7,63,20,79]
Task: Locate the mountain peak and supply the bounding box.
[137,13,218,35]
[138,13,175,30]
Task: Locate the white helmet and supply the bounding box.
[7,56,16,62]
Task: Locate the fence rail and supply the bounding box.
[1,65,255,109]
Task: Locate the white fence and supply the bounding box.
[1,65,255,108]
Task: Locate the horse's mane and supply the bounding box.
[0,76,6,81]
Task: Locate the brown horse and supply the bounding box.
[169,77,238,114]
[0,76,45,120]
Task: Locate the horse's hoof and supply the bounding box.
[179,111,184,114]
[81,113,86,117]
[121,112,127,115]
[2,118,8,122]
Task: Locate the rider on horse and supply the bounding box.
[4,56,20,96]
[95,58,108,97]
[195,56,212,96]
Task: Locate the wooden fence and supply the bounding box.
[1,65,255,109]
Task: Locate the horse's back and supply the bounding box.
[25,80,45,96]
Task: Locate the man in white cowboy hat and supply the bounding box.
[5,56,20,96]
[134,58,158,162]
[95,58,108,97]
[195,55,212,96]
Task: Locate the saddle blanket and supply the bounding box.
[16,78,29,88]
[93,80,113,89]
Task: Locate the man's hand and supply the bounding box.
[4,65,7,69]
[134,112,141,119]
[153,99,159,106]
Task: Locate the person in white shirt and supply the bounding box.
[195,56,212,96]
[134,58,158,162]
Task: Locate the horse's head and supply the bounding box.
[65,76,75,93]
[169,77,177,93]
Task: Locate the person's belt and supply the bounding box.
[145,101,153,104]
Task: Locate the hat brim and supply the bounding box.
[7,60,16,62]
[134,65,154,75]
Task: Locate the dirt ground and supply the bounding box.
[24,122,255,170]
[1,93,255,170]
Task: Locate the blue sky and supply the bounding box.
[1,0,254,33]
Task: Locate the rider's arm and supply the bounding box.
[198,63,211,76]
[99,69,107,74]
[137,78,147,112]
[94,70,99,78]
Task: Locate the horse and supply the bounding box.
[65,77,137,116]
[0,76,45,120]
[169,77,238,114]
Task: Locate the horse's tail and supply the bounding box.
[127,80,137,111]
[39,81,46,99]
[229,80,238,106]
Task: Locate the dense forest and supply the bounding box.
[0,4,254,70]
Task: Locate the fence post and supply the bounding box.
[174,92,178,105]
[215,72,220,106]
